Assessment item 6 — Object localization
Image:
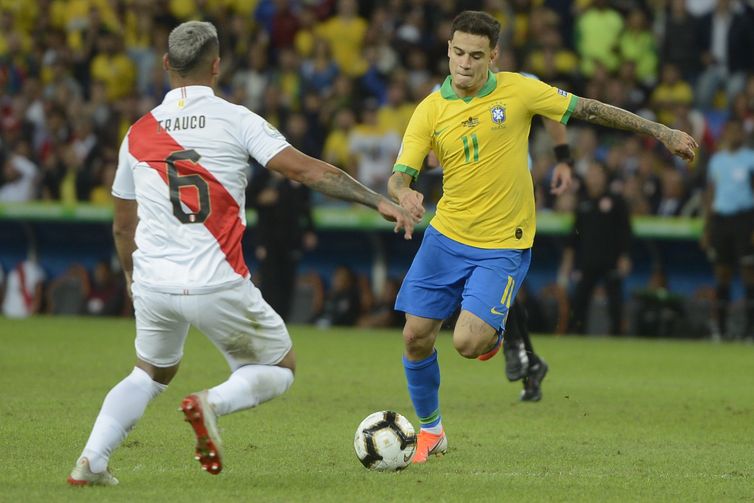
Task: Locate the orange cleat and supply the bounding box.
[180,391,224,475]
[412,429,448,464]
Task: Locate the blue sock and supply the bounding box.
[403,350,441,430]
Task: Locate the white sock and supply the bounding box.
[207,365,294,416]
[79,367,166,473]
[421,422,444,435]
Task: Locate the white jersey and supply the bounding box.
[112,85,290,294]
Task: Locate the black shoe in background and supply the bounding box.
[520,360,548,402]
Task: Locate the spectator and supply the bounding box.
[357,277,402,328]
[657,168,687,216]
[249,167,317,322]
[47,263,90,315]
[695,0,754,109]
[89,31,136,103]
[377,80,414,136]
[232,45,272,112]
[313,266,362,327]
[314,0,368,77]
[274,47,302,109]
[347,99,401,194]
[659,0,700,80]
[0,141,37,202]
[651,63,694,127]
[561,162,633,335]
[2,257,45,319]
[86,260,124,316]
[575,0,624,76]
[269,0,301,50]
[619,8,658,86]
[300,38,340,95]
[322,107,356,170]
[525,27,579,86]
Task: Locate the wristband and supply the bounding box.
[553,144,574,167]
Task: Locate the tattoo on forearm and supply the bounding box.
[573,98,672,143]
[308,169,383,209]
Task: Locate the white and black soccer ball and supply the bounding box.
[353,411,416,471]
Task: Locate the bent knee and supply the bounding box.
[453,337,485,359]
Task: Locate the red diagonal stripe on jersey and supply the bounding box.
[128,112,249,278]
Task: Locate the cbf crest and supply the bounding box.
[490,104,506,128]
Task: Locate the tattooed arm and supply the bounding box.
[572,97,698,161]
[266,146,417,239]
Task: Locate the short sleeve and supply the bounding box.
[393,98,433,179]
[239,110,291,167]
[520,76,578,125]
[111,132,136,200]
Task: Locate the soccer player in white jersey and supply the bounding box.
[67,21,417,486]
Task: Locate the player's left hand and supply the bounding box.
[662,128,698,162]
[550,163,573,195]
[377,198,418,240]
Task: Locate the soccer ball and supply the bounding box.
[353,411,417,471]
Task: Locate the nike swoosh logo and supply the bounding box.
[404,452,413,463]
[491,307,505,315]
[433,127,449,136]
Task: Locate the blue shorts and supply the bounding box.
[395,225,531,330]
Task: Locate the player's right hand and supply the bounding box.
[377,199,418,240]
[397,189,425,220]
[662,128,698,162]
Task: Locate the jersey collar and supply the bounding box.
[440,71,497,102]
[163,85,215,103]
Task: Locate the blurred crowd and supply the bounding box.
[0,0,752,216]
[2,0,754,338]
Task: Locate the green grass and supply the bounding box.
[1,317,753,502]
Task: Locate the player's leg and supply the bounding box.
[502,299,548,401]
[184,281,295,473]
[713,263,733,338]
[605,270,624,335]
[502,299,530,381]
[708,216,736,338]
[402,314,446,462]
[454,248,532,360]
[736,211,754,339]
[569,269,599,334]
[394,227,468,463]
[69,288,187,486]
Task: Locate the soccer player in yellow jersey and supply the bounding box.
[388,11,698,464]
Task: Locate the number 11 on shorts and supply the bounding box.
[500,275,514,308]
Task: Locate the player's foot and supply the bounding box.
[67,457,119,487]
[503,340,528,381]
[180,390,224,475]
[477,333,502,361]
[520,360,548,402]
[412,429,448,464]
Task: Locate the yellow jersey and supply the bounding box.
[394,71,577,249]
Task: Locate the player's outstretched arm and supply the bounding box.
[113,197,138,296]
[571,97,698,161]
[267,146,418,239]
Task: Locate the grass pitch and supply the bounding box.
[1,317,753,502]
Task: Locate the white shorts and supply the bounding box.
[131,280,292,369]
